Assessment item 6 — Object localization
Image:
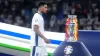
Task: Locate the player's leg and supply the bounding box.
[40,46,48,56]
[30,46,41,56]
[30,46,36,56]
[30,46,33,56]
[31,34,39,56]
[31,46,46,56]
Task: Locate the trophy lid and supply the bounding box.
[68,15,77,19]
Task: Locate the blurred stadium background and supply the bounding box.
[0,0,100,56]
[0,0,100,31]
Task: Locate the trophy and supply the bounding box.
[65,15,78,42]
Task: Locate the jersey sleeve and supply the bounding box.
[32,15,39,26]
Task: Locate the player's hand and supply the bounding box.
[44,38,50,44]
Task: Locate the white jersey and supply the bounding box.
[30,13,46,46]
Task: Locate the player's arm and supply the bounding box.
[34,25,50,44]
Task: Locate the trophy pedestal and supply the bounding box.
[52,41,92,56]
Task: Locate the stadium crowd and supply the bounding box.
[0,0,100,32]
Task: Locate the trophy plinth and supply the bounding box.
[52,41,92,56]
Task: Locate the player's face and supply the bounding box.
[42,5,48,13]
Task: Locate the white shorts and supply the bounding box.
[30,46,48,56]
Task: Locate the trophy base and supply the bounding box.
[52,41,92,56]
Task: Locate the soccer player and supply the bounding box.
[30,2,50,56]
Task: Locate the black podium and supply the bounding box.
[52,41,92,56]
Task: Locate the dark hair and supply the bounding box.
[37,2,47,9]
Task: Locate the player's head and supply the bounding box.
[38,2,48,13]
